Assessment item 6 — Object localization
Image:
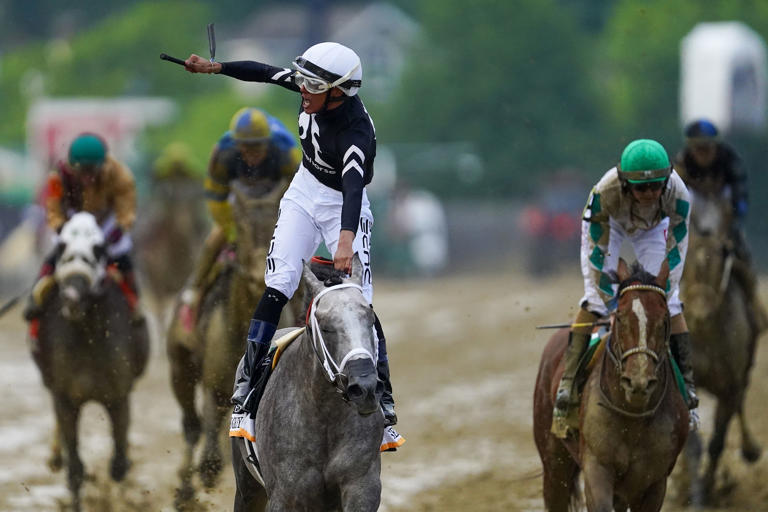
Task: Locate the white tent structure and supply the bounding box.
[680,21,767,134]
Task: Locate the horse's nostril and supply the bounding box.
[347,384,363,400]
[620,376,632,389]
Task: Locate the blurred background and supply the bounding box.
[1,0,768,285]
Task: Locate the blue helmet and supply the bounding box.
[684,119,718,139]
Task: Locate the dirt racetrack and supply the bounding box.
[1,265,767,511]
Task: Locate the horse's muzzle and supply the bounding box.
[620,373,658,406]
[345,358,382,416]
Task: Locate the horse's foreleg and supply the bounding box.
[48,418,63,472]
[339,464,382,512]
[703,399,736,503]
[582,453,615,512]
[631,479,667,512]
[106,399,131,481]
[169,344,202,506]
[680,431,705,507]
[231,439,268,512]
[541,441,580,512]
[737,400,762,463]
[168,344,202,447]
[199,390,226,488]
[55,398,84,511]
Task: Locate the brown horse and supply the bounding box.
[166,179,300,504]
[680,190,761,505]
[534,260,689,511]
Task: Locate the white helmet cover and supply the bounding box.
[293,42,362,96]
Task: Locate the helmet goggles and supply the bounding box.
[292,56,361,94]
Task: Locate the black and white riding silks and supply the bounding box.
[220,61,377,303]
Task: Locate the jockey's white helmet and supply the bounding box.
[293,42,362,97]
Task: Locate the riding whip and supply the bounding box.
[535,321,611,330]
[159,22,216,67]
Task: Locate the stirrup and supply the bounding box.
[554,379,574,410]
[689,408,700,432]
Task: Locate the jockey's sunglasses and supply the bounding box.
[630,180,665,193]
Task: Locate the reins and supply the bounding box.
[306,283,376,398]
[597,282,671,418]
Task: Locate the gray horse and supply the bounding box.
[231,255,384,511]
[34,212,149,511]
[680,190,761,505]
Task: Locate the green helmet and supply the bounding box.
[618,139,671,183]
[69,133,107,167]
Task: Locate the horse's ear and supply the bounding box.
[350,253,363,285]
[616,258,630,282]
[302,259,325,298]
[655,258,670,289]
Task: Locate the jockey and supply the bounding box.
[177,108,301,322]
[183,42,398,426]
[553,139,699,431]
[24,133,142,334]
[674,119,768,334]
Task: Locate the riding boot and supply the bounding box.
[670,332,699,410]
[554,331,590,411]
[231,319,277,416]
[377,359,397,426]
[373,313,397,426]
[22,275,56,322]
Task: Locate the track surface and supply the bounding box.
[1,268,766,511]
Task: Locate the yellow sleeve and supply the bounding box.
[281,146,302,179]
[206,197,236,243]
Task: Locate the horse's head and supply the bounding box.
[302,254,382,416]
[231,180,285,289]
[611,259,670,409]
[53,212,107,321]
[682,190,733,326]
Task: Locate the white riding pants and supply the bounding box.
[580,217,685,317]
[265,166,374,304]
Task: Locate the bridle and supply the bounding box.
[306,283,376,399]
[600,283,671,418]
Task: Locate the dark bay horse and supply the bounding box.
[534,261,688,511]
[134,175,208,309]
[680,190,761,504]
[231,255,384,511]
[167,180,300,501]
[35,212,149,511]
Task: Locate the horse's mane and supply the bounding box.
[299,258,349,321]
[614,262,658,294]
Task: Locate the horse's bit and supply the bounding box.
[307,283,376,397]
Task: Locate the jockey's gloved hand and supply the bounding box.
[105,227,124,245]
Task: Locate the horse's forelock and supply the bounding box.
[616,262,658,294]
